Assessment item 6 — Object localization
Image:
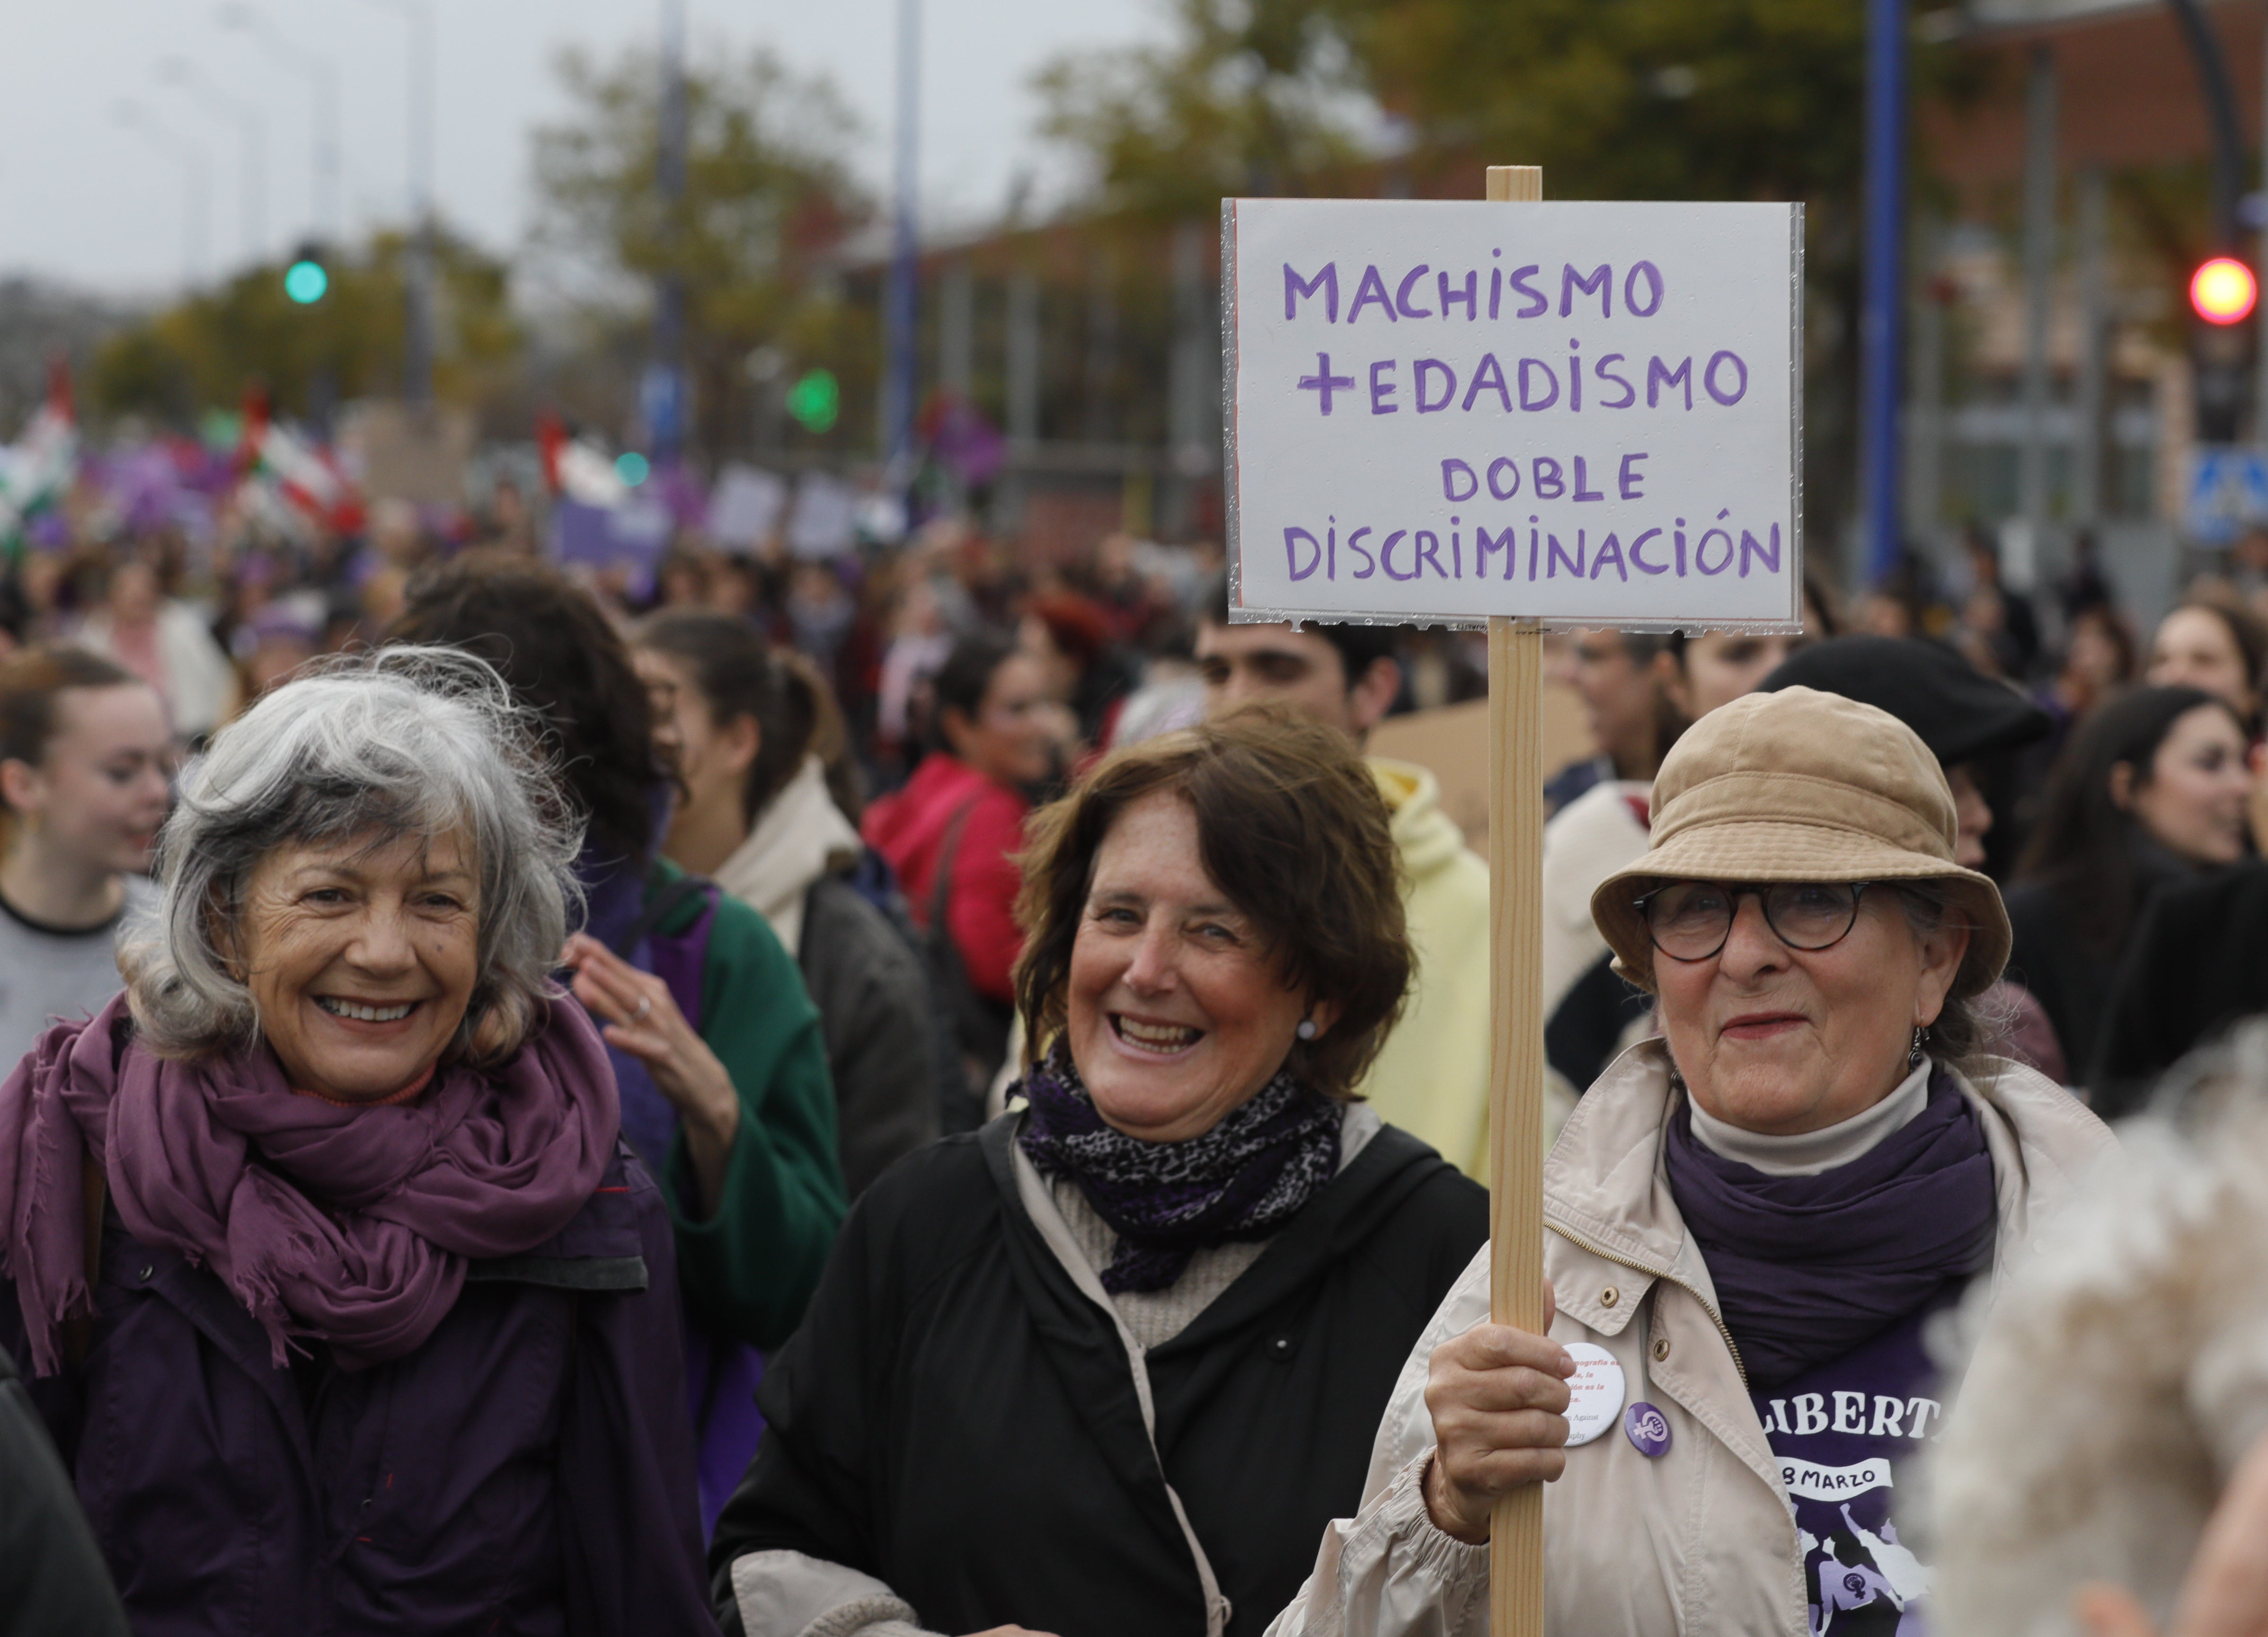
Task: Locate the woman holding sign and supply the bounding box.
[710,711,1487,1637]
[1267,687,2113,1637]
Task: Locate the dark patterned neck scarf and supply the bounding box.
[1015,1046,1342,1294]
[1662,1067,1998,1389]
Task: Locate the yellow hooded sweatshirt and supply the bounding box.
[1358,758,1493,1181]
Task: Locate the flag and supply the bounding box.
[0,357,80,541]
[537,410,629,509]
[238,388,364,533]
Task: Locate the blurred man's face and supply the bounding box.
[1572,630,1670,776]
[1195,620,1394,742]
[1666,632,1793,722]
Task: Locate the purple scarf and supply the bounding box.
[1662,1067,1997,1389]
[1016,1046,1341,1294]
[0,991,619,1377]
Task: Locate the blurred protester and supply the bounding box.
[862,630,1050,1104]
[0,1346,128,1636]
[1107,640,1209,750]
[1935,1025,2268,1637]
[2092,847,2268,1116]
[0,649,171,1060]
[2006,687,2253,1087]
[635,610,941,1197]
[1021,590,1141,752]
[1540,629,1801,1123]
[1269,688,2112,1637]
[1542,631,1686,815]
[0,650,714,1632]
[1196,587,1493,1180]
[712,713,1487,1637]
[389,557,847,1533]
[1761,636,2066,1077]
[1089,530,1168,645]
[2145,600,2266,732]
[232,601,322,699]
[74,557,237,743]
[2040,602,2138,739]
[785,562,857,683]
[1962,523,2043,674]
[872,574,956,776]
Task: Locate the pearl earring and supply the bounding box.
[1296,1018,1319,1041]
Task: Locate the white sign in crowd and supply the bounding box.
[1223,198,1806,631]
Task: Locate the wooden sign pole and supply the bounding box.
[1484,161,1547,1637]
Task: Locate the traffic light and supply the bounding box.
[786,369,840,434]
[2191,256,2259,325]
[2188,257,2257,442]
[284,243,329,305]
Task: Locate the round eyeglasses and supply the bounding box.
[1635,881,1876,964]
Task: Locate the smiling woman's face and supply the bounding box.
[1064,789,1334,1142]
[1653,886,1966,1135]
[235,827,482,1103]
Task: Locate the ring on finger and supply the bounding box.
[633,996,652,1023]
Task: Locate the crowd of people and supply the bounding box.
[6,495,2268,1636]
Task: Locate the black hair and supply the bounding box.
[930,630,1022,757]
[635,609,824,829]
[2016,684,2245,948]
[1201,572,1400,690]
[387,553,670,863]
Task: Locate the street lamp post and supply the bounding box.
[114,100,211,288]
[879,0,921,476]
[651,0,690,465]
[360,0,436,406]
[1858,0,1907,588]
[155,57,266,266]
[216,3,342,244]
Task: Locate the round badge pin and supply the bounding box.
[1625,1401,1672,1458]
[1560,1342,1627,1448]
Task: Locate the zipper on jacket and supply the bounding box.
[1547,1223,1748,1389]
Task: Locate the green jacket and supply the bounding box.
[646,859,847,1348]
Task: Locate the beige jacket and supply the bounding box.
[1266,1039,2115,1637]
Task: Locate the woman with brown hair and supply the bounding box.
[634,609,943,1197]
[0,647,172,1060]
[711,710,1488,1637]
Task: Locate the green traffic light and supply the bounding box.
[787,369,840,434]
[284,259,328,304]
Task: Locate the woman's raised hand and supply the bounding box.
[1420,1281,1575,1545]
[560,931,740,1215]
[2075,1425,2268,1637]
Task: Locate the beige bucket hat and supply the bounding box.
[1589,685,2011,999]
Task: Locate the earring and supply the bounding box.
[1910,1025,1927,1067]
[1296,1018,1319,1041]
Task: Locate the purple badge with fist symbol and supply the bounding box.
[1625,1402,1672,1458]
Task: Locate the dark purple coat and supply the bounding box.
[0,1141,718,1637]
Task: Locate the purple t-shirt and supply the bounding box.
[1750,1298,1955,1636]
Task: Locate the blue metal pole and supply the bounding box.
[1860,0,1907,587]
[881,0,921,471]
[651,0,688,465]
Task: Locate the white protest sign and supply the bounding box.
[1224,198,1803,630]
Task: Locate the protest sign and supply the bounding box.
[1222,168,1804,1637]
[1224,195,1803,631]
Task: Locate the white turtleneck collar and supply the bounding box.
[1686,1059,1931,1177]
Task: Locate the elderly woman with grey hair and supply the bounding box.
[0,648,715,1636]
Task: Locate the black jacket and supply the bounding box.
[2004,839,2191,1085]
[2092,860,2268,1118]
[0,1352,127,1637]
[709,1115,1488,1637]
[797,874,943,1196]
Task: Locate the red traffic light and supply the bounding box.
[2191,256,2259,325]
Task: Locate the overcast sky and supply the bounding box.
[0,0,1169,301]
